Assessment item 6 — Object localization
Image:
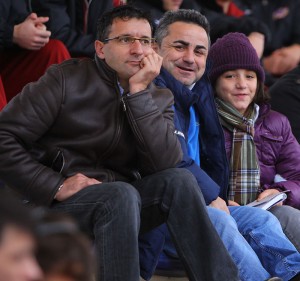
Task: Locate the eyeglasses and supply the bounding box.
[103,36,156,47]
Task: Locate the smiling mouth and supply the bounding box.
[177,65,194,72]
[234,94,249,99]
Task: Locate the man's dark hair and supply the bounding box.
[97,5,153,41]
[155,9,211,47]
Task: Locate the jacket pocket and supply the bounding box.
[259,133,283,165]
[29,145,64,173]
[51,149,65,174]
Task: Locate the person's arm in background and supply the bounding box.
[32,0,113,57]
[13,13,51,50]
[205,7,270,48]
[234,0,300,77]
[264,0,300,76]
[0,0,51,50]
[247,32,264,59]
[263,44,300,76]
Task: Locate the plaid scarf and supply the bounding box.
[216,98,260,205]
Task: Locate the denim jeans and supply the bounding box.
[207,207,271,281]
[149,205,300,281]
[269,205,300,252]
[51,168,238,281]
[230,206,300,281]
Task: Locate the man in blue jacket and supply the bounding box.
[139,9,300,281]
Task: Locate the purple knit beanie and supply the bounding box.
[208,32,265,84]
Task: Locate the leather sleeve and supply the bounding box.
[0,64,65,205]
[123,84,182,175]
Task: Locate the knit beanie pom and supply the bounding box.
[208,32,265,84]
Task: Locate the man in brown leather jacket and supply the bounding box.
[0,5,238,281]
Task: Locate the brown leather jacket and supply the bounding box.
[0,56,182,205]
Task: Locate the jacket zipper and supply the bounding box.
[121,97,126,112]
[121,96,144,144]
[28,0,32,13]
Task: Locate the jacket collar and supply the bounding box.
[155,68,199,112]
[256,102,271,123]
[94,55,119,86]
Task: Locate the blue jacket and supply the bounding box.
[139,68,229,280]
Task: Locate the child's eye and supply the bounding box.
[225,74,235,78]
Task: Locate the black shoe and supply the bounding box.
[266,278,283,281]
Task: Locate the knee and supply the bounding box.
[163,168,198,190]
[109,182,141,210]
[244,206,280,226]
[87,182,141,214]
[208,207,238,232]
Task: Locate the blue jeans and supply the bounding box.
[152,206,300,281]
[230,206,300,281]
[51,168,238,281]
[207,207,270,281]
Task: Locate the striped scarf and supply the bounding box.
[216,98,260,205]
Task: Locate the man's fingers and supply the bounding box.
[33,16,50,24]
[36,29,51,38]
[28,13,38,20]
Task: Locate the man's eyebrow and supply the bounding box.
[172,40,189,46]
[172,40,207,50]
[116,33,151,38]
[195,45,207,51]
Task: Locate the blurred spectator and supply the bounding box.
[234,0,300,86]
[215,0,244,17]
[269,66,300,143]
[197,0,244,17]
[0,190,43,281]
[195,0,267,58]
[32,0,119,57]
[0,0,71,102]
[133,0,268,58]
[35,210,95,281]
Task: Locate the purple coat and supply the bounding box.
[223,103,300,209]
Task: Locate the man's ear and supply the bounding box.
[95,40,105,59]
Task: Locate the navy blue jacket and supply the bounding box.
[139,68,229,279]
[0,0,29,50]
[32,0,114,57]
[155,68,229,203]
